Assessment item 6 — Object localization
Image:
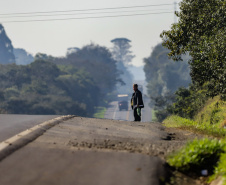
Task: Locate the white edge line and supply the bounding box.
[0,115,74,152]
[113,103,118,119]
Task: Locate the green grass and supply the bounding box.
[164,97,226,184]
[194,96,226,126]
[163,115,226,138]
[212,152,226,185]
[167,138,226,174]
[93,107,107,119]
[167,138,226,185]
[163,96,226,138]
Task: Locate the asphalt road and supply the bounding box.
[0,114,59,142]
[104,98,152,122]
[0,116,172,185]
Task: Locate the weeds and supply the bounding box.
[163,115,226,138]
[167,139,226,176]
[195,96,226,126]
[93,107,106,118]
[212,152,226,185]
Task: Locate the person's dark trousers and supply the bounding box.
[133,107,141,121]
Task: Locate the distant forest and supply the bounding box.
[0,44,119,116]
[0,23,136,117]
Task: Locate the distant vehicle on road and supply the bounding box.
[118,101,128,111]
[117,94,129,111]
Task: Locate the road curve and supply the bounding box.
[0,114,59,142]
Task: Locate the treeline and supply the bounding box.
[144,43,191,121]
[0,44,118,116]
[144,43,191,98]
[144,0,225,122]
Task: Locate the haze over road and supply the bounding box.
[104,97,152,122]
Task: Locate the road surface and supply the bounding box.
[0,114,58,142]
[104,97,152,122]
[0,115,204,185]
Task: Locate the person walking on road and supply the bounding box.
[131,84,144,121]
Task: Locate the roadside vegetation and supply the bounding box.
[93,107,107,119]
[0,23,135,118]
[0,44,119,117]
[164,96,226,138]
[164,95,226,184]
[143,0,225,184]
[167,139,226,184]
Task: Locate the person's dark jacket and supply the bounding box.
[131,89,144,110]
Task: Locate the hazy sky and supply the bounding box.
[0,0,181,66]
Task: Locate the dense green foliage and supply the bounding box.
[144,43,191,98]
[164,93,226,137]
[150,1,226,183]
[151,0,225,122]
[0,44,119,116]
[161,0,226,98]
[213,152,226,185]
[144,43,191,121]
[165,97,226,183]
[168,85,208,119]
[168,139,226,175]
[51,44,118,102]
[0,61,95,115]
[151,92,176,122]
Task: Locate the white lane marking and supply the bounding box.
[113,103,118,119]
[0,115,74,152]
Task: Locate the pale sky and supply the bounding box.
[0,0,181,66]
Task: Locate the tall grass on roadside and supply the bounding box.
[211,151,226,185]
[195,96,226,127]
[163,115,226,138]
[163,96,226,138]
[93,107,106,119]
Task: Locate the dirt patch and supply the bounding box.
[54,118,208,184]
[66,123,205,160]
[65,125,208,184]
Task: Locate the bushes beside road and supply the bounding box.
[164,97,226,184]
[164,96,226,138]
[167,138,226,184]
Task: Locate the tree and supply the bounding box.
[144,43,191,98]
[65,44,118,96]
[51,43,119,104]
[160,0,226,98]
[111,38,135,65]
[0,61,97,116]
[0,24,15,64]
[14,48,34,65]
[111,38,135,94]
